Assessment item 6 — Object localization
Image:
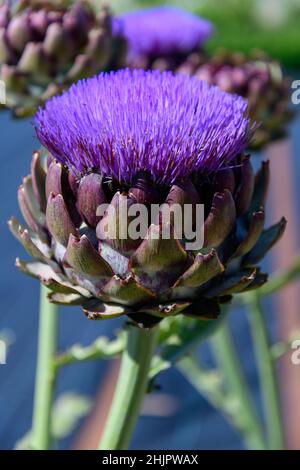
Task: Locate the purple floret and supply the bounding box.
[35,69,251,185]
[113,6,213,60]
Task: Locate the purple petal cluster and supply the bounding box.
[113,6,213,59]
[35,69,251,185]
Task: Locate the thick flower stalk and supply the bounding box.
[0,0,126,117]
[10,69,286,329]
[113,6,213,71]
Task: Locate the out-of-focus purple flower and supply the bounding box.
[35,69,249,185]
[11,69,285,328]
[114,6,213,69]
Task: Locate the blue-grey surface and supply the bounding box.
[0,108,299,450]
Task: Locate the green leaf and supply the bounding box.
[54,333,125,368]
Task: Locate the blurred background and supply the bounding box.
[0,0,300,450]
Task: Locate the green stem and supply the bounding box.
[31,285,58,450]
[211,321,266,450]
[247,292,284,449]
[99,324,158,450]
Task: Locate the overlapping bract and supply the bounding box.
[0,0,126,116]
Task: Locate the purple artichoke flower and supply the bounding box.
[0,0,126,117]
[114,6,213,70]
[10,69,285,328]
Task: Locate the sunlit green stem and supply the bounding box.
[99,324,158,450]
[31,285,58,450]
[247,292,284,449]
[211,321,266,450]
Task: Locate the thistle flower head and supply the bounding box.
[114,6,213,62]
[11,68,285,329]
[35,69,250,185]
